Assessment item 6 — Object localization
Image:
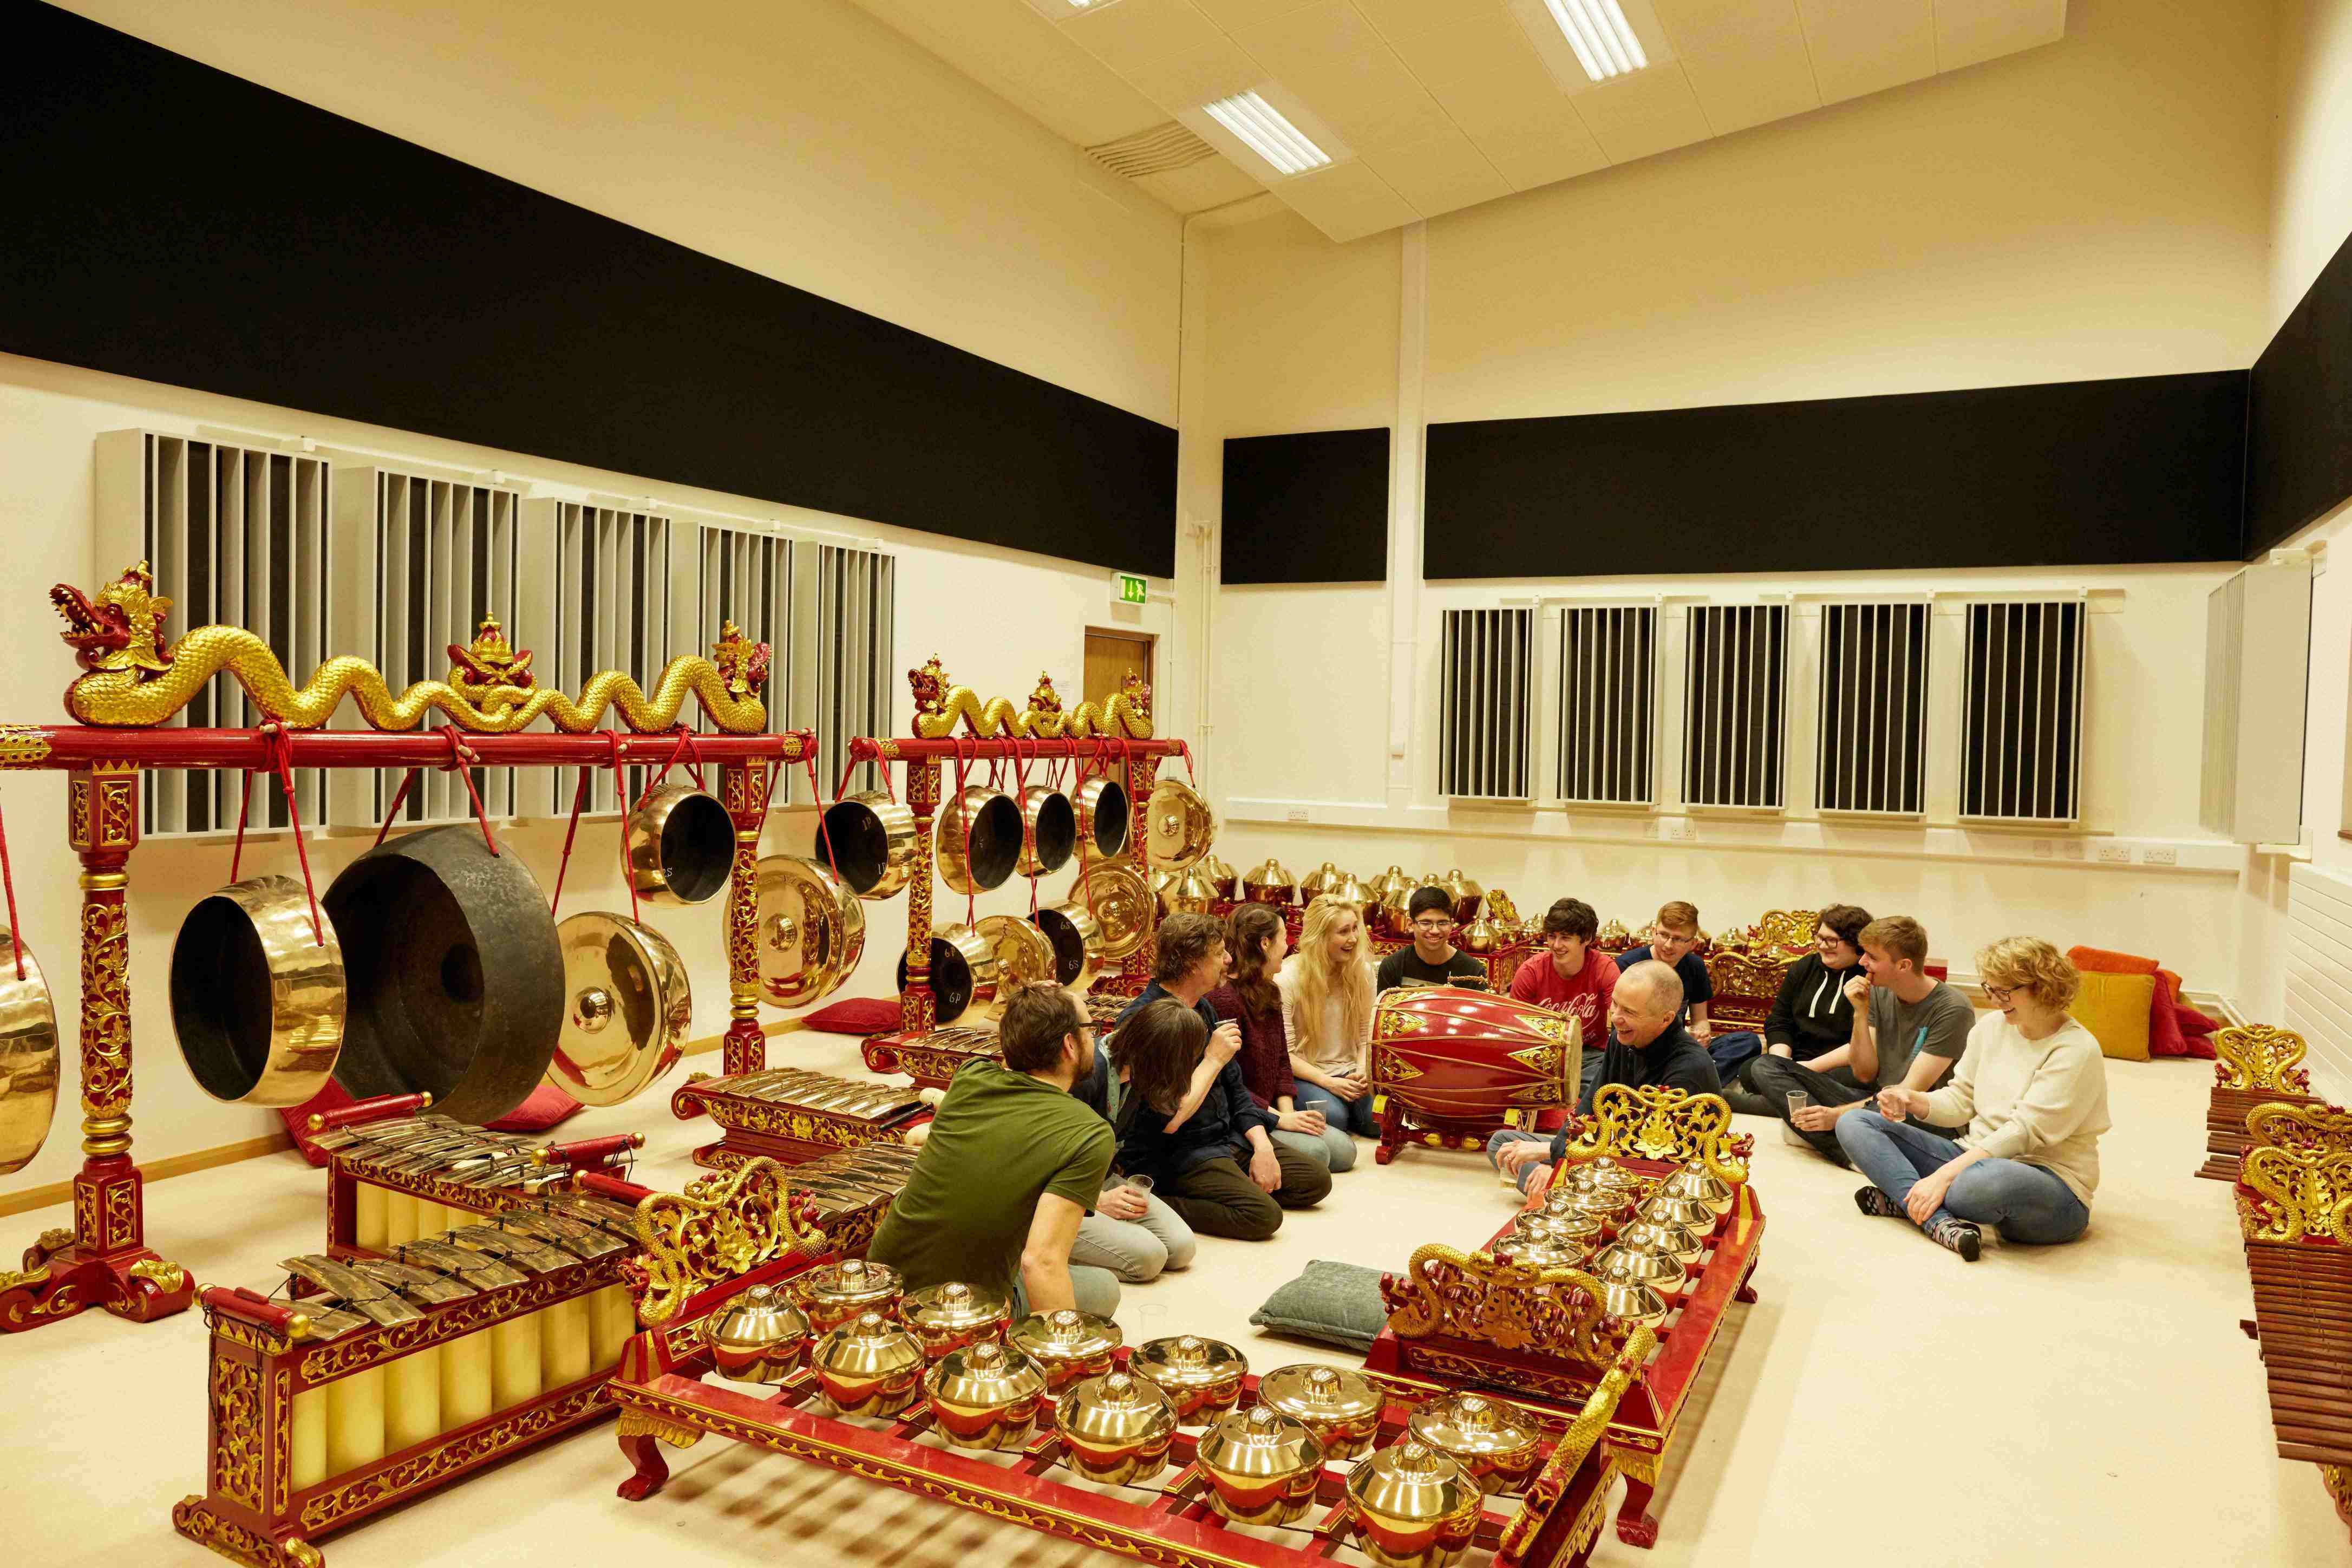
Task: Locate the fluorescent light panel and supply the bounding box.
[1543,0,1649,81]
[1203,91,1331,177]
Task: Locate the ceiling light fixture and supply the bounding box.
[1202,90,1332,177]
[1541,0,1649,82]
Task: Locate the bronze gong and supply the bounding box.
[1073,861,1154,963]
[896,923,999,1025]
[1145,778,1216,871]
[169,874,347,1108]
[969,916,1057,1022]
[0,929,60,1176]
[544,912,690,1107]
[937,785,1022,894]
[755,854,867,1009]
[1016,786,1078,878]
[818,789,922,900]
[624,783,735,906]
[324,822,565,1125]
[1073,776,1131,861]
[1033,903,1103,992]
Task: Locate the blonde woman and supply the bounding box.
[1837,937,2111,1261]
[1277,896,1378,1138]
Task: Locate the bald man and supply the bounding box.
[1486,960,1722,1193]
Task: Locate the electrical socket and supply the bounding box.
[2096,844,2132,864]
[1285,808,1309,824]
[2142,844,2177,865]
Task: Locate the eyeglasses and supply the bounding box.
[1984,984,2020,1004]
[1412,918,1454,932]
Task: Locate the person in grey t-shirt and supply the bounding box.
[1749,915,1970,1165]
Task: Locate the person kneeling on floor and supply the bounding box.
[1838,936,2110,1261]
[1484,960,1721,1194]
[870,984,1122,1316]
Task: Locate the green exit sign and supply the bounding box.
[1114,572,1148,605]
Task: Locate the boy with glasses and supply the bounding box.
[1376,885,1489,991]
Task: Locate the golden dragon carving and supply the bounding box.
[907,658,1152,740]
[53,564,769,733]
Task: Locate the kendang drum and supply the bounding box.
[1369,985,1580,1127]
[754,855,866,1009]
[543,912,691,1107]
[169,874,345,1108]
[624,783,735,907]
[0,928,60,1175]
[819,789,923,899]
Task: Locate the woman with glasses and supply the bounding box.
[1279,895,1381,1139]
[1375,885,1489,991]
[1722,903,1870,1117]
[1837,937,2111,1261]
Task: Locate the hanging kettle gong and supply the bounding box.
[1033,903,1103,992]
[169,875,345,1108]
[324,823,565,1125]
[755,855,867,1009]
[895,922,998,1025]
[544,912,690,1107]
[969,915,1057,1023]
[938,785,1022,894]
[1145,778,1216,871]
[819,789,922,900]
[1073,775,1131,861]
[1073,861,1154,963]
[0,929,60,1177]
[625,783,735,906]
[1016,786,1077,878]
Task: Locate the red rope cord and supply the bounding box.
[606,731,642,930]
[955,737,977,929]
[371,769,420,850]
[440,729,500,857]
[0,790,25,980]
[804,753,844,884]
[548,762,594,916]
[262,724,326,946]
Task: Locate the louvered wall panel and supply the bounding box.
[328,469,522,829]
[1439,608,1534,801]
[1958,599,2086,824]
[515,502,676,817]
[815,545,895,797]
[94,431,330,836]
[1555,605,1656,806]
[694,523,799,801]
[1681,604,1788,810]
[1815,602,1931,816]
[2285,863,2352,1098]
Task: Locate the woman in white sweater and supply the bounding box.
[1277,895,1378,1139]
[1835,936,2109,1261]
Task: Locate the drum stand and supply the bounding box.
[1,726,812,1336]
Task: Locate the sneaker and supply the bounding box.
[1928,1218,1982,1261]
[1853,1186,1903,1218]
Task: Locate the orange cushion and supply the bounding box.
[2074,971,2156,1062]
[2067,945,2160,977]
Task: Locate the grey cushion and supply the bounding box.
[1249,1259,1390,1352]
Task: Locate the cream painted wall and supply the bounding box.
[2270,0,2352,331]
[1208,212,1401,437]
[54,0,1180,425]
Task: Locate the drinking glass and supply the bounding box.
[1786,1092,1812,1119]
[1123,1172,1155,1197]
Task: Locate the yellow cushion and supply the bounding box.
[2073,971,2155,1062]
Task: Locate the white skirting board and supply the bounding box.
[2285,862,2352,1098]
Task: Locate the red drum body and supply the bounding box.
[1369,986,1580,1165]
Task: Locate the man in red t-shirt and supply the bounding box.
[1508,898,1618,1066]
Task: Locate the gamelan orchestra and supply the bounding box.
[0,563,2337,1568]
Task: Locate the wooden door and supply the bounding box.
[1084,629,1154,710]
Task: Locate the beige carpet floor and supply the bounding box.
[7,1035,2340,1567]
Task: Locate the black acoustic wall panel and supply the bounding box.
[1221,428,1391,584]
[2246,225,2352,557]
[1425,372,2247,579]
[0,2,1175,576]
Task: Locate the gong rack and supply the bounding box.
[0,720,814,1338]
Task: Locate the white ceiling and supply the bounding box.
[848,0,2068,241]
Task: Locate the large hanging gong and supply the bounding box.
[819,790,922,900]
[755,855,866,1009]
[543,913,690,1107]
[169,875,345,1108]
[1073,776,1131,860]
[895,923,998,1025]
[324,823,565,1125]
[1033,903,1103,992]
[937,785,1021,894]
[969,915,1057,1023]
[624,783,735,906]
[1072,861,1153,963]
[0,930,60,1177]
[1145,778,1216,871]
[1016,786,1077,878]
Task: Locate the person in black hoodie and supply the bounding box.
[1722,904,1871,1118]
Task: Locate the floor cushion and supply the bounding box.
[2074,970,2156,1062]
[1249,1259,1390,1353]
[802,996,906,1035]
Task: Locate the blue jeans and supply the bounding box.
[1274,1125,1357,1172]
[1070,1188,1198,1282]
[1485,1128,1553,1194]
[1706,1030,1764,1076]
[1836,1111,2090,1244]
[1297,1080,1380,1138]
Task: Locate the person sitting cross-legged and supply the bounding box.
[1616,900,1764,1077]
[1208,903,1355,1172]
[1507,897,1620,1102]
[1279,895,1381,1139]
[1484,960,1720,1194]
[1838,937,2110,1261]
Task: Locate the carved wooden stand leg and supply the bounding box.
[615,1408,701,1501]
[718,761,774,1078]
[1374,1097,1404,1166]
[1,762,193,1332]
[899,761,939,1035]
[1613,1475,1661,1548]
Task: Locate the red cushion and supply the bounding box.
[2147,987,2189,1058]
[486,1083,585,1132]
[2066,945,2161,976]
[2173,999,2219,1057]
[803,996,906,1035]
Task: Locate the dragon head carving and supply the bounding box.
[909,656,951,718]
[711,621,772,700]
[1027,672,1063,716]
[447,613,534,694]
[53,563,173,675]
[1120,670,1153,722]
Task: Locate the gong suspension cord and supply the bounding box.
[547,758,597,918]
[229,722,326,946]
[605,731,643,930]
[1072,741,1099,918]
[1011,736,1040,916]
[803,751,845,885]
[371,768,421,850]
[0,787,24,980]
[953,736,978,929]
[633,727,705,812]
[440,728,501,858]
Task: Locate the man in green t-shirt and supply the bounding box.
[869,985,1119,1315]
